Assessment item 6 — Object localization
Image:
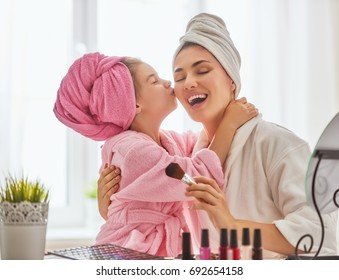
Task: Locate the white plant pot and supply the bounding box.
[0,224,47,260]
[0,201,49,260]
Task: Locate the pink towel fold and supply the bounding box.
[53,52,136,141]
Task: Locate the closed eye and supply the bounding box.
[197,67,209,75]
[147,73,159,84]
[175,78,185,83]
[174,75,186,83]
[198,70,209,75]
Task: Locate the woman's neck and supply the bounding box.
[202,115,223,142]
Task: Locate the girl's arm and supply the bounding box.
[209,97,258,166]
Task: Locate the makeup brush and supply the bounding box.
[165,163,196,184]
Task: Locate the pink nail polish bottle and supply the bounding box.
[200,229,211,260]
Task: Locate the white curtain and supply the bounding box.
[253,0,339,149]
[200,0,339,149]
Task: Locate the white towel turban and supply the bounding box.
[173,13,242,97]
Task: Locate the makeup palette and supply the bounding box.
[47,244,165,260]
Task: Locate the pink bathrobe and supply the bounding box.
[95,130,224,257]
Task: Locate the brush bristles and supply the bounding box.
[165,163,185,180]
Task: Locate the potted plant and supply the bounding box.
[0,174,49,260]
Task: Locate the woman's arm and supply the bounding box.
[97,164,121,220]
[185,176,301,255]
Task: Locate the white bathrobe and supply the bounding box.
[193,115,338,258]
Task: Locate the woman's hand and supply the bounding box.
[97,164,121,220]
[185,176,236,230]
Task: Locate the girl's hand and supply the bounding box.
[224,97,258,130]
[97,164,121,220]
[185,176,236,230]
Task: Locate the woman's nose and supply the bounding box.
[184,75,197,90]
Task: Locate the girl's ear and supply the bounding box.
[135,103,142,114]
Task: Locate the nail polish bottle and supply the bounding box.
[228,229,240,260]
[241,227,251,260]
[182,232,193,260]
[252,229,263,260]
[219,228,228,260]
[200,229,211,260]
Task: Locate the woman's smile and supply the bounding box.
[187,93,208,107]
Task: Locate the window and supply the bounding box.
[1,0,75,227]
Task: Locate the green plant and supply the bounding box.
[0,174,49,203]
[85,180,98,199]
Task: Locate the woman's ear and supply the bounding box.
[231,82,236,93]
[231,82,236,100]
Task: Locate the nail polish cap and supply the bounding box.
[201,229,209,247]
[230,229,238,248]
[253,229,262,248]
[220,228,228,247]
[242,227,250,246]
[182,232,192,259]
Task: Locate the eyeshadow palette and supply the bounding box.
[47,243,165,260]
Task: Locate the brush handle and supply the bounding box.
[181,174,196,184]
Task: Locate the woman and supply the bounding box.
[98,13,337,258]
[54,53,257,257]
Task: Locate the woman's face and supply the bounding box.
[173,45,235,124]
[136,62,177,119]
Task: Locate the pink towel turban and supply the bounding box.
[53,52,136,141]
[173,13,241,97]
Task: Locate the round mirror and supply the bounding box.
[305,112,339,214]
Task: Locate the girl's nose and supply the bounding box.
[164,80,171,88]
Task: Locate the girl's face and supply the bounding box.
[173,45,235,124]
[136,63,177,119]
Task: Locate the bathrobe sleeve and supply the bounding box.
[266,131,338,254]
[107,131,224,203]
[162,130,199,157]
